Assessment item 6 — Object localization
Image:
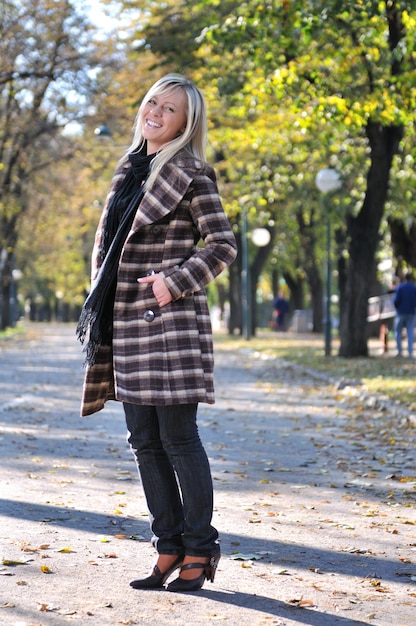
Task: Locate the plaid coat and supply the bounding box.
[80,153,237,416]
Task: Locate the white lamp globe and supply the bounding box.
[315,169,342,193]
[251,228,271,247]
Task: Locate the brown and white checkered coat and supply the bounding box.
[80,153,237,416]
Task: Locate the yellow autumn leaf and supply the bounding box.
[57,547,74,553]
[40,565,52,573]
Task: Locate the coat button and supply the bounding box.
[146,269,156,276]
[151,225,161,235]
[144,309,155,322]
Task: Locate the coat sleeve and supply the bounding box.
[162,170,237,300]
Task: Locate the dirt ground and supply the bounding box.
[0,323,415,626]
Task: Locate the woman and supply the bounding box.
[77,74,237,592]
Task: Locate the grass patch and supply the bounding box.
[214,330,416,411]
[0,324,26,342]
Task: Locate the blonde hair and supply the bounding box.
[120,73,207,191]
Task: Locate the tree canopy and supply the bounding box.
[129,0,416,354]
[2,0,416,358]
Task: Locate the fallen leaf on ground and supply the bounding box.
[57,547,75,553]
[38,603,59,612]
[288,597,316,607]
[230,553,262,561]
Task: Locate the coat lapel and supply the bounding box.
[130,160,194,233]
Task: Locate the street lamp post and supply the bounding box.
[241,209,250,340]
[0,248,7,330]
[315,168,342,356]
[241,211,271,340]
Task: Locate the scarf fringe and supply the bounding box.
[76,307,102,368]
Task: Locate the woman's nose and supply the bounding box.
[150,104,162,116]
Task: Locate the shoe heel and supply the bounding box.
[166,552,221,592]
[206,553,220,583]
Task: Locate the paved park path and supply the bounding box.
[0,323,415,626]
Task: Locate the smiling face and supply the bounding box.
[141,88,188,154]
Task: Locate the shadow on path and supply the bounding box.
[202,589,373,625]
[2,498,412,586]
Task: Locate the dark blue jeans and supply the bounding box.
[395,313,415,356]
[123,402,219,557]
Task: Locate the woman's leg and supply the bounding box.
[124,403,184,555]
[156,403,219,557]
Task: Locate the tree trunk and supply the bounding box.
[388,217,416,267]
[306,265,323,332]
[250,227,275,335]
[339,121,403,356]
[0,249,14,330]
[284,271,304,310]
[271,269,279,298]
[335,226,348,331]
[295,205,322,331]
[227,248,241,334]
[0,272,10,330]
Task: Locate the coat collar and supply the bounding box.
[130,155,204,232]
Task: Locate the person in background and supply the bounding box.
[272,290,289,331]
[77,74,237,592]
[393,272,416,357]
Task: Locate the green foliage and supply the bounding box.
[3,0,416,340]
[121,0,416,350]
[0,1,120,324]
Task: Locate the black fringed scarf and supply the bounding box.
[76,149,155,366]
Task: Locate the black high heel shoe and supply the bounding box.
[166,553,221,593]
[130,555,183,589]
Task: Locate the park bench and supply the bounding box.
[367,293,396,353]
